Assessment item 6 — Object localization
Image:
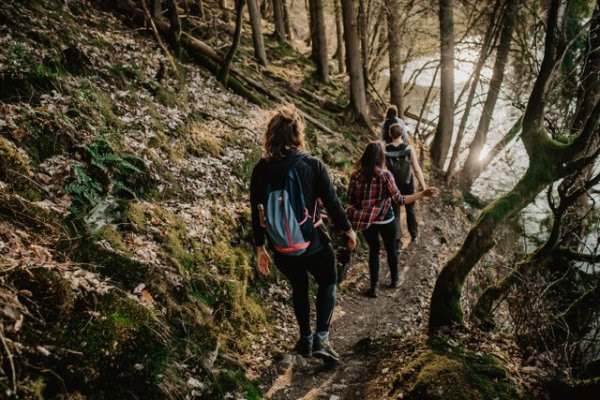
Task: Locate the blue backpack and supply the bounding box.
[263,156,322,255]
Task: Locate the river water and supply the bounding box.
[396,42,560,251]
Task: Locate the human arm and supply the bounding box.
[410,147,427,190]
[250,162,272,274]
[314,159,357,248]
[403,187,439,204]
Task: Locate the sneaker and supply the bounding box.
[390,277,400,288]
[294,335,313,357]
[313,335,339,364]
[365,286,378,298]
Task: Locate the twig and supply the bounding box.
[194,110,259,139]
[140,0,180,77]
[0,326,17,395]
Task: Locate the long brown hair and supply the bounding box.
[263,106,305,159]
[354,141,385,181]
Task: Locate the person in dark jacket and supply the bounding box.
[250,107,357,364]
[347,141,437,298]
[385,124,428,247]
[380,104,408,144]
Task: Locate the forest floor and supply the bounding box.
[0,1,543,398]
[257,196,467,399]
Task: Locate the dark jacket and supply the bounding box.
[250,149,351,254]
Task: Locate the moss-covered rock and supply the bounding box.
[369,338,523,400]
[0,136,40,199]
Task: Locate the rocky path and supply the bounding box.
[257,197,466,399]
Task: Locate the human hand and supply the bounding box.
[256,246,271,276]
[345,230,357,250]
[422,187,439,198]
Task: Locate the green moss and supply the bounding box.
[185,123,223,157]
[155,86,179,108]
[10,268,74,323]
[213,369,262,400]
[58,293,167,396]
[0,136,41,200]
[389,343,523,400]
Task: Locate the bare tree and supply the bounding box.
[220,0,246,84]
[385,0,404,117]
[428,0,600,333]
[166,0,182,57]
[309,0,329,82]
[430,0,456,169]
[272,0,286,41]
[445,0,503,182]
[334,0,345,74]
[247,0,268,65]
[459,0,520,190]
[341,0,369,123]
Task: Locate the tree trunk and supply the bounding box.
[309,0,329,82]
[428,0,575,333]
[220,0,245,84]
[166,0,182,57]
[272,0,286,41]
[283,0,293,39]
[341,0,369,123]
[220,0,231,22]
[247,0,268,65]
[571,3,600,132]
[150,0,162,18]
[358,0,369,91]
[473,116,522,178]
[334,0,345,74]
[459,0,519,190]
[445,0,502,182]
[386,0,404,118]
[430,0,455,169]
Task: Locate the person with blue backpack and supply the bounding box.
[250,107,357,364]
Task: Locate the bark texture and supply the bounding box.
[247,0,268,65]
[220,0,245,84]
[341,0,369,123]
[272,0,286,41]
[428,0,597,332]
[334,0,345,73]
[386,0,404,117]
[430,0,455,169]
[459,0,519,190]
[309,0,329,82]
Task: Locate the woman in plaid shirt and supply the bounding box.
[347,141,437,297]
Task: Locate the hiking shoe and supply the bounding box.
[313,336,339,364]
[365,286,378,298]
[294,335,313,357]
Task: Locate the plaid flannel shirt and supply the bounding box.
[346,168,405,231]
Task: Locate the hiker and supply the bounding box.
[380,104,408,144]
[385,123,428,247]
[250,107,357,364]
[347,141,437,298]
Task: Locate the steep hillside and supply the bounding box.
[0,1,371,398]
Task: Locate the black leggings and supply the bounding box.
[274,245,337,337]
[362,221,398,286]
[395,180,418,240]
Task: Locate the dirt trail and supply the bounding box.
[258,197,466,399]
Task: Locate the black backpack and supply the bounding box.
[385,144,412,185]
